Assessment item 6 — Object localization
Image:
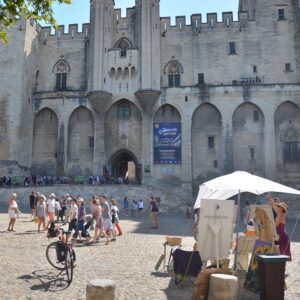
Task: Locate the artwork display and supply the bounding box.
[244,240,273,294]
[197,199,235,261]
[153,122,181,164]
[250,205,277,242]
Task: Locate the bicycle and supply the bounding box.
[46,226,76,285]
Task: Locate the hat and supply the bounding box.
[39,194,46,201]
[49,193,56,198]
[77,198,84,203]
[276,202,288,214]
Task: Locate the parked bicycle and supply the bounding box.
[46,225,76,285]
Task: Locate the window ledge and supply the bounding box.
[283,70,293,73]
[228,53,237,55]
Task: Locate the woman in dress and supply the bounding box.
[91,197,109,245]
[7,193,19,232]
[36,195,46,232]
[270,198,291,260]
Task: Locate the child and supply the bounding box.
[7,193,19,232]
[110,198,122,236]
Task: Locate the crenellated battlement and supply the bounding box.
[114,6,136,22]
[39,23,90,42]
[160,11,250,34]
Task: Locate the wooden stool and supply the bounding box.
[208,274,238,300]
[163,236,182,271]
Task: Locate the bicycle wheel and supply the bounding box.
[65,248,74,284]
[46,241,65,270]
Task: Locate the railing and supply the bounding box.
[232,76,265,85]
[0,175,141,188]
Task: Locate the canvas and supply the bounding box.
[197,199,235,261]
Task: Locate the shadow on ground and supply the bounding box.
[119,213,194,237]
[18,269,70,292]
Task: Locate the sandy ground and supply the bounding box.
[0,212,299,300]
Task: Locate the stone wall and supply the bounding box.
[0,184,188,214]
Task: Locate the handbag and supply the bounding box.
[34,216,39,223]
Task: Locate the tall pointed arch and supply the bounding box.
[67,107,94,175]
[191,103,222,181]
[274,101,300,173]
[232,102,265,174]
[32,108,58,175]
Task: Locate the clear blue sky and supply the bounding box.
[45,0,239,27]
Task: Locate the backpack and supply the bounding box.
[56,241,67,262]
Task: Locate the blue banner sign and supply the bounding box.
[153,122,181,164]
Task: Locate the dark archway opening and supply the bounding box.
[110,151,141,184]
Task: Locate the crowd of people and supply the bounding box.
[7,192,162,243]
[1,174,140,188]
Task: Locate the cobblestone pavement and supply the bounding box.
[0,213,299,300]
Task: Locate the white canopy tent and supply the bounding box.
[193,171,300,270]
[194,171,300,209]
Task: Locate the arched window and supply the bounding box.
[53,56,70,91]
[164,60,183,87]
[117,67,122,79]
[115,37,133,58]
[117,101,131,119]
[110,68,116,77]
[131,67,136,77]
[124,67,129,78]
[56,62,68,90]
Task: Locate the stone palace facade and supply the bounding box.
[1,0,300,196]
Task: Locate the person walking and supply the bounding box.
[101,195,116,242]
[110,198,122,236]
[138,199,144,217]
[90,197,109,245]
[7,193,19,232]
[74,198,89,241]
[55,197,63,223]
[149,196,159,229]
[29,191,35,220]
[68,197,78,236]
[36,195,46,232]
[64,194,72,224]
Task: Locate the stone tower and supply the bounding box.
[89,0,115,92]
[134,0,161,113]
[239,0,257,20]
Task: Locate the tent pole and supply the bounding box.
[233,190,241,272]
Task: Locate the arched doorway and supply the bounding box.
[109,150,141,184]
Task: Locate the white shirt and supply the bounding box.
[138,201,144,209]
[111,205,119,218]
[70,204,78,220]
[55,201,62,211]
[46,199,56,213]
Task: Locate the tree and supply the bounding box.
[0,0,72,44]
